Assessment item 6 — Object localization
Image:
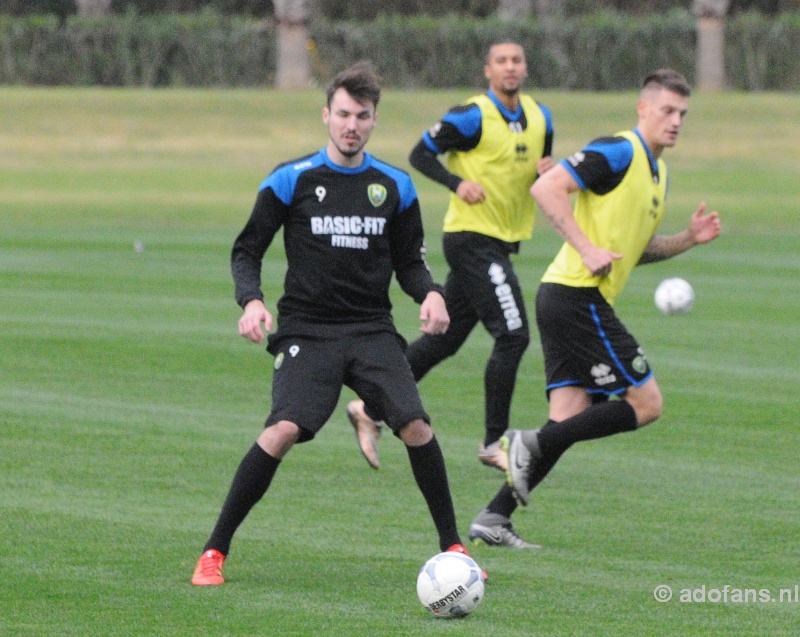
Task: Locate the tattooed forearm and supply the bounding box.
[544,210,572,242]
[638,231,693,265]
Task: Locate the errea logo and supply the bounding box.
[591,363,617,386]
[488,263,523,331]
[567,151,585,168]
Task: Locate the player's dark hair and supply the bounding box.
[485,41,525,64]
[641,69,692,97]
[326,61,382,108]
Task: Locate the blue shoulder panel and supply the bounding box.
[559,135,636,194]
[368,155,418,212]
[441,103,482,139]
[584,137,634,174]
[259,151,324,205]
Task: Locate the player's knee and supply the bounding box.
[627,383,663,427]
[398,419,433,447]
[257,420,301,457]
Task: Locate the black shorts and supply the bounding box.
[265,327,428,442]
[441,231,529,338]
[535,283,653,399]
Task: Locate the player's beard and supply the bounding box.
[332,134,365,158]
[498,83,522,98]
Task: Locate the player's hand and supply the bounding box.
[581,244,623,278]
[238,299,273,344]
[536,156,555,175]
[419,291,449,335]
[456,180,486,205]
[688,202,721,245]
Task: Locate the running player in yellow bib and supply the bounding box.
[470,69,721,549]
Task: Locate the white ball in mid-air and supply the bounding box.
[416,551,485,618]
[654,277,695,315]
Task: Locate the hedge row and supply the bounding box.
[310,11,701,91]
[0,10,276,86]
[1,9,798,90]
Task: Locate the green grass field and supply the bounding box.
[2,86,798,636]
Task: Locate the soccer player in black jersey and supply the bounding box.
[191,62,476,586]
[475,69,721,549]
[346,43,554,495]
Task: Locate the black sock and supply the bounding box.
[526,419,563,489]
[203,443,280,556]
[406,436,461,551]
[486,484,519,519]
[537,400,638,459]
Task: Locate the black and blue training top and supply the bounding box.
[231,148,438,336]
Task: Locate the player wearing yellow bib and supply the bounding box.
[440,90,550,243]
[470,69,721,548]
[346,43,554,494]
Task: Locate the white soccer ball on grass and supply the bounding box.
[654,277,695,315]
[416,550,485,618]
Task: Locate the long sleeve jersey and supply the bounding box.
[409,90,554,244]
[231,148,438,337]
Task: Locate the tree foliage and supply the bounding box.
[1,0,798,17]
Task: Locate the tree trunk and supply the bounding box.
[498,0,571,85]
[531,0,573,88]
[274,0,311,89]
[497,0,532,21]
[74,0,112,15]
[693,0,730,91]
